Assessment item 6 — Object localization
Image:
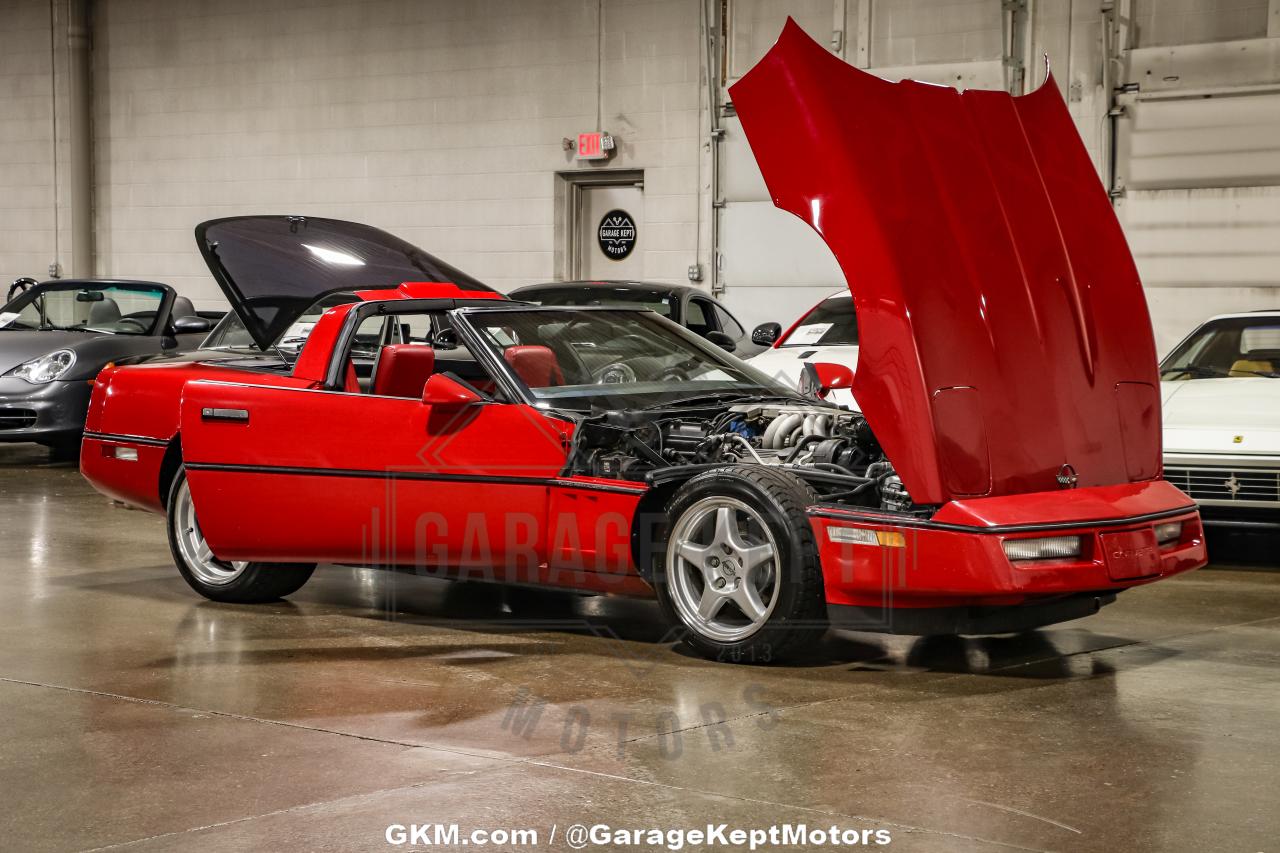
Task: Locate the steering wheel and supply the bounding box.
[657,365,689,382]
[615,333,650,351]
[117,317,148,332]
[594,361,637,385]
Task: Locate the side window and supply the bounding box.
[715,307,744,339]
[686,299,716,336]
[352,311,507,401]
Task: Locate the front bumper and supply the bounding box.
[0,378,93,443]
[811,480,1206,632]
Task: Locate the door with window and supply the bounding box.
[179,306,569,579]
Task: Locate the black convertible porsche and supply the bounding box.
[0,278,218,457]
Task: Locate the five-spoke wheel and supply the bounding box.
[667,497,779,642]
[655,465,828,662]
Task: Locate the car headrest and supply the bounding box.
[87,298,121,325]
[373,344,437,398]
[171,296,197,318]
[1229,358,1273,377]
[504,345,564,388]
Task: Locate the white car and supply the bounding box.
[1160,310,1280,532]
[747,290,859,408]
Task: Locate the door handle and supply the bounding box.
[201,408,249,423]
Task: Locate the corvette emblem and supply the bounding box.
[1224,475,1242,498]
[1056,464,1079,489]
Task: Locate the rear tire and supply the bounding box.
[653,465,827,663]
[166,468,315,603]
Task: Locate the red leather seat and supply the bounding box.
[504,345,563,388]
[343,361,360,393]
[373,345,437,398]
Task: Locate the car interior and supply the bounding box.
[339,310,507,400]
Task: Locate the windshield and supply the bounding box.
[463,308,801,411]
[1161,317,1280,380]
[0,283,166,335]
[514,285,677,318]
[204,292,359,355]
[779,295,858,347]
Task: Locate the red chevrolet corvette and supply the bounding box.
[81,24,1205,662]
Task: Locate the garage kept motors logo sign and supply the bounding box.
[597,209,637,261]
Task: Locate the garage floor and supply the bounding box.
[2,444,1278,853]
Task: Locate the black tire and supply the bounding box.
[653,465,827,663]
[166,467,315,603]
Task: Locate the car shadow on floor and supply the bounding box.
[71,563,1164,680]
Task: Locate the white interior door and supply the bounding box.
[577,183,644,280]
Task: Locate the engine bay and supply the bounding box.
[566,402,916,513]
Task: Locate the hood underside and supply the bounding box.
[730,20,1161,505]
[197,216,496,350]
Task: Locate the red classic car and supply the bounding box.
[81,24,1205,663]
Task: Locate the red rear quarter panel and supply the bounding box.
[81,361,309,512]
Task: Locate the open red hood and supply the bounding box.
[730,20,1161,505]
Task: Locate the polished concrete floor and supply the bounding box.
[2,443,1279,853]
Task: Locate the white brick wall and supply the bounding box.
[871,0,1002,66]
[1,0,1278,330]
[0,0,56,286]
[88,0,703,307]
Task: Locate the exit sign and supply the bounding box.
[576,131,615,160]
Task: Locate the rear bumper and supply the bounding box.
[811,480,1207,616]
[80,432,170,512]
[0,379,93,443]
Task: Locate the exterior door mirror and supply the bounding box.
[705,330,736,352]
[422,373,481,407]
[173,315,214,335]
[799,362,854,399]
[752,322,782,346]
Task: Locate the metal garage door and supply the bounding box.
[1113,89,1280,355]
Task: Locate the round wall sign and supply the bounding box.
[597,209,637,261]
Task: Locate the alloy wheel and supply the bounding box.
[667,496,780,642]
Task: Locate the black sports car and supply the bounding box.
[0,278,218,456]
[508,280,771,358]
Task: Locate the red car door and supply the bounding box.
[178,379,570,578]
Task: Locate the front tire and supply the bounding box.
[167,468,315,603]
[654,465,827,663]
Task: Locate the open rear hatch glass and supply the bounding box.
[197,216,494,349]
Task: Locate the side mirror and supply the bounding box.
[422,373,482,407]
[161,335,179,350]
[799,362,853,399]
[751,322,782,346]
[173,315,214,334]
[705,330,736,352]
